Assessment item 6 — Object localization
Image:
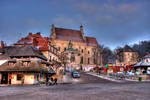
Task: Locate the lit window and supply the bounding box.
[17,74,23,80]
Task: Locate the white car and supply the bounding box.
[126,71,135,76]
[136,71,140,75]
[147,70,150,75]
[116,72,125,78]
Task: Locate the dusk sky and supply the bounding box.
[0,0,150,49]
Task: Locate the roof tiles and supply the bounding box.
[55,27,84,42]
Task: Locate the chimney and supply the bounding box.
[1,40,4,48]
[32,38,37,47]
[29,32,32,35]
[36,32,41,35]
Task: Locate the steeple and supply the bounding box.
[80,25,86,42]
[80,25,84,35]
[50,24,56,39]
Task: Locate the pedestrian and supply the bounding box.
[54,78,57,85]
[99,68,101,75]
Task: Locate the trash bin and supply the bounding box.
[64,72,66,75]
[109,73,112,76]
[138,77,142,81]
[39,81,42,86]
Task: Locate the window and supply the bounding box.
[78,53,80,56]
[80,56,83,64]
[22,61,30,66]
[81,49,83,53]
[50,56,51,61]
[17,74,23,80]
[93,51,95,55]
[58,47,60,51]
[9,62,16,66]
[70,55,75,62]
[93,58,96,64]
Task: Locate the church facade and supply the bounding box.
[50,24,100,71]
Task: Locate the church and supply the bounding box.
[50,24,100,71]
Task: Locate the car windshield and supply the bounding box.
[74,72,79,74]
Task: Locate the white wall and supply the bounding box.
[83,65,96,72]
[11,74,22,84]
[144,58,150,63]
[24,74,36,84]
[0,60,8,65]
[11,73,38,85]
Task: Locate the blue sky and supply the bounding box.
[0,0,150,49]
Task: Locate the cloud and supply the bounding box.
[0,0,149,49]
[52,16,77,27]
[72,1,150,48]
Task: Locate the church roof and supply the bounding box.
[86,37,98,47]
[55,27,84,42]
[54,27,98,47]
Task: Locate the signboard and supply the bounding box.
[108,64,112,67]
[120,68,123,72]
[104,64,108,67]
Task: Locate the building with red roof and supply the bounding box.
[14,32,61,63]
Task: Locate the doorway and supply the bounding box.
[1,73,8,84]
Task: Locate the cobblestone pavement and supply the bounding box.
[0,73,150,100]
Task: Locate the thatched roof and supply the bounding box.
[0,46,47,60]
[0,60,55,73]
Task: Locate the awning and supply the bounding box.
[134,61,150,67]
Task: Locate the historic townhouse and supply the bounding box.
[0,45,55,85]
[116,45,139,66]
[14,32,61,62]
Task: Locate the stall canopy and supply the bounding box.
[134,61,150,67]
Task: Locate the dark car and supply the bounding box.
[72,71,80,78]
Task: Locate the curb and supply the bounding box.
[86,72,123,82]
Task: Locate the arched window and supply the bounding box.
[80,56,83,64]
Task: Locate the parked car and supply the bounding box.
[116,72,125,79]
[72,71,80,78]
[147,70,150,75]
[126,71,135,76]
[136,71,140,75]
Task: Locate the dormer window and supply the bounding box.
[8,60,16,66]
[42,63,46,68]
[22,60,30,66]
